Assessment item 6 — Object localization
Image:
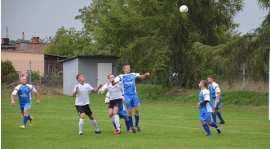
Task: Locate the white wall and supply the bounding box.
[63,58,78,96]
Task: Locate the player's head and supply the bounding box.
[20,77,27,85]
[199,80,208,89]
[207,75,214,84]
[123,65,130,74]
[76,74,85,83]
[108,74,115,82]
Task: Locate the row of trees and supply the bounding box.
[45,0,269,88]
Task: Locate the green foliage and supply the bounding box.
[27,70,41,82]
[1,60,18,82]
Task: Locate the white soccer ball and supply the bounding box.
[179,5,188,13]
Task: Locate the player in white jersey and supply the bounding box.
[10,77,40,129]
[104,92,133,133]
[99,74,124,134]
[72,74,102,135]
[207,75,225,124]
[198,80,221,136]
[113,65,150,132]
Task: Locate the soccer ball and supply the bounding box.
[179,5,188,13]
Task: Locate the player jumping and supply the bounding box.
[207,75,225,124]
[198,80,221,136]
[10,76,40,129]
[114,65,150,133]
[104,92,134,133]
[99,74,124,134]
[72,74,102,135]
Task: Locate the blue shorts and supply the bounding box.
[118,109,128,119]
[199,112,211,123]
[211,98,222,109]
[125,94,140,110]
[19,101,31,114]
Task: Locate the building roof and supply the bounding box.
[1,50,68,58]
[59,55,120,63]
[1,44,16,49]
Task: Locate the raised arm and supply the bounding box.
[93,84,103,93]
[72,85,79,97]
[99,83,108,94]
[137,72,150,79]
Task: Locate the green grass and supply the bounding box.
[1,85,270,149]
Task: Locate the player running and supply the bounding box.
[198,80,221,136]
[114,65,150,132]
[207,75,225,124]
[104,92,134,133]
[10,76,40,129]
[99,74,126,134]
[72,74,102,135]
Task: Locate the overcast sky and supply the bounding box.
[1,0,268,40]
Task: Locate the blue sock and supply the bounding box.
[212,112,216,123]
[217,112,225,122]
[210,122,218,128]
[135,115,139,127]
[203,124,212,135]
[128,116,134,127]
[23,116,28,126]
[125,120,130,131]
[112,122,116,129]
[28,115,32,121]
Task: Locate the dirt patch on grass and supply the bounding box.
[5,81,64,96]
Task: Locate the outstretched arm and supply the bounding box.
[138,72,150,79]
[93,84,103,93]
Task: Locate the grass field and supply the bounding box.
[1,85,270,149]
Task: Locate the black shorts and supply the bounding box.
[108,99,122,109]
[75,104,92,116]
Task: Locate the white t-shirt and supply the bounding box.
[101,81,123,100]
[74,83,94,106]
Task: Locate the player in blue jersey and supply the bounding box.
[10,77,40,129]
[104,92,134,133]
[114,65,150,132]
[207,76,225,124]
[198,80,221,136]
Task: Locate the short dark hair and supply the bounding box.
[201,80,208,87]
[108,74,114,79]
[76,74,82,81]
[123,64,130,69]
[207,75,214,79]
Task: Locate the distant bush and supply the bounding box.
[1,60,19,83]
[27,70,42,82]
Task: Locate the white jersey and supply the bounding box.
[73,83,94,106]
[101,81,123,100]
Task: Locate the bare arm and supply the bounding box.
[35,92,40,104]
[216,92,221,103]
[72,85,79,97]
[93,84,103,93]
[10,94,16,107]
[137,72,150,79]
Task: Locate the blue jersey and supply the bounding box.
[199,89,212,113]
[115,73,140,95]
[12,84,36,104]
[208,82,222,100]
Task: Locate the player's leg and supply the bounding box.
[118,110,132,132]
[215,99,225,124]
[20,102,31,129]
[125,96,136,132]
[85,105,101,133]
[200,112,212,136]
[207,113,221,134]
[211,101,217,123]
[112,99,122,134]
[76,106,85,135]
[133,95,141,132]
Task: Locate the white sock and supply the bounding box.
[113,115,120,131]
[91,119,99,131]
[111,116,115,123]
[79,119,84,134]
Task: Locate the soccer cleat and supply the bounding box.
[114,129,121,135]
[29,117,33,126]
[131,127,136,133]
[79,133,83,135]
[19,125,26,129]
[95,130,101,134]
[216,127,221,134]
[136,126,141,132]
[219,121,225,124]
[206,134,212,136]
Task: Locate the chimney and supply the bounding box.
[22,32,24,42]
[32,37,39,44]
[2,38,10,45]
